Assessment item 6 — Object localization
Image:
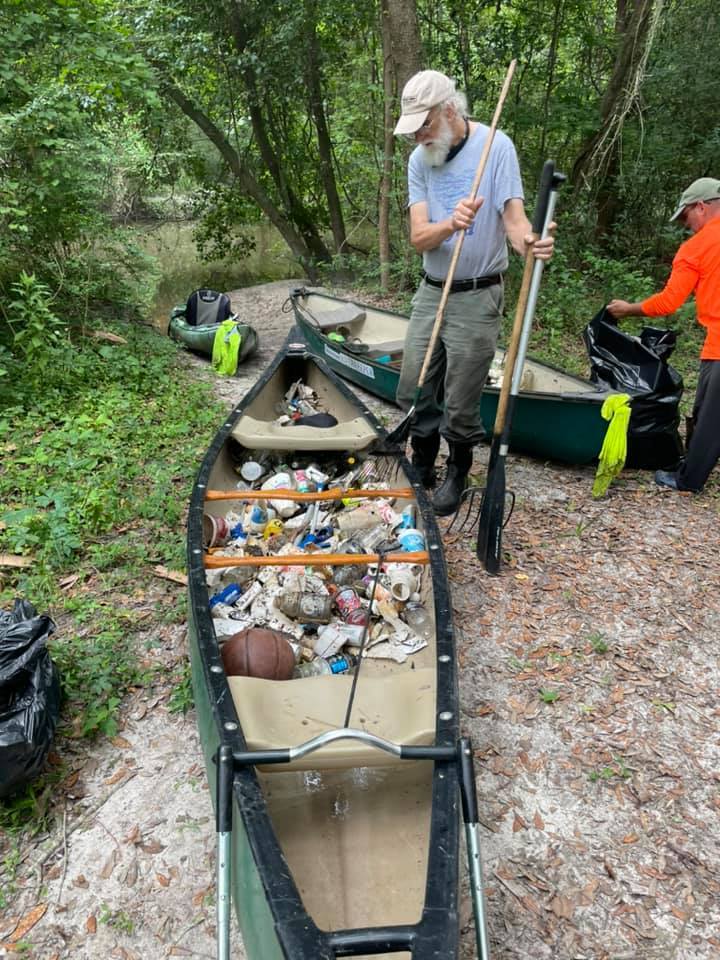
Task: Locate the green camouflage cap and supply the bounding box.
[669,177,720,221]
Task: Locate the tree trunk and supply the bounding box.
[571,0,662,237]
[226,4,331,264]
[539,0,565,163]
[379,0,422,291]
[304,1,347,254]
[160,80,321,276]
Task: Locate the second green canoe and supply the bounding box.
[289,286,610,466]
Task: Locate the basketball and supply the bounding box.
[221,627,296,681]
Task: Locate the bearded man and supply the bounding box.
[394,70,555,515]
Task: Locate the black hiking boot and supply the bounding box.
[410,433,441,488]
[432,442,474,516]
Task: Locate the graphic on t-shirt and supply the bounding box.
[433,172,476,238]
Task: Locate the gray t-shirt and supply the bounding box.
[407,124,524,280]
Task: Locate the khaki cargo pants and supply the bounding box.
[396,278,503,444]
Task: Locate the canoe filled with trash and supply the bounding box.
[187,329,461,959]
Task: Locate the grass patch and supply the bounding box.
[0,321,224,833]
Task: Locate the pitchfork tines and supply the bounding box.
[447,484,516,536]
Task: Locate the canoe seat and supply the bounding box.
[367,339,405,358]
[230,414,377,451]
[227,669,436,771]
[311,304,366,331]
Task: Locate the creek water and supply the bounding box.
[135,221,300,331]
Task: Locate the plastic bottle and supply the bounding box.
[306,464,330,486]
[240,459,267,483]
[262,469,297,518]
[263,518,284,540]
[402,601,433,640]
[293,653,358,678]
[359,524,388,553]
[246,502,269,535]
[294,469,315,494]
[275,591,333,623]
[229,522,247,541]
[209,584,243,608]
[397,504,417,530]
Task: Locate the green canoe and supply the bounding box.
[289,286,611,465]
[187,328,496,958]
[168,306,259,367]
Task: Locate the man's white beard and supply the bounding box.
[419,115,456,167]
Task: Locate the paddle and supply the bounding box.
[382,59,517,450]
[476,161,565,574]
[215,743,233,960]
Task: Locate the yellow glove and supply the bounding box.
[592,394,631,498]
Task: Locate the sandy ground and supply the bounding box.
[2,279,719,959]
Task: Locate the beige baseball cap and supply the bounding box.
[393,70,455,136]
[669,177,720,221]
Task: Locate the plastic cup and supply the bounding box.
[389,567,419,602]
[203,514,230,548]
[398,528,425,552]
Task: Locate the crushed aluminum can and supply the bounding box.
[334,587,362,619]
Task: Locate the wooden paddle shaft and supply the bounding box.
[416,60,517,389]
[493,160,557,437]
[492,242,537,436]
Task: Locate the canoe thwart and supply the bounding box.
[204,550,430,568]
[204,486,415,502]
[230,728,455,767]
[226,670,438,771]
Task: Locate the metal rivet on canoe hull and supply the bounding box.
[439,711,453,721]
[211,665,223,674]
[438,655,450,663]
[224,722,238,732]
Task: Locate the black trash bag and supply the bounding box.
[584,307,684,470]
[0,599,61,799]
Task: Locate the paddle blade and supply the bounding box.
[476,452,505,574]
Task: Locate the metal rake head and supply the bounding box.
[372,453,404,484]
[446,484,517,535]
[447,484,485,534]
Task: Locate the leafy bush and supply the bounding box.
[3,274,66,386]
[0,322,225,760]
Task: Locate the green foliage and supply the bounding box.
[538,688,560,704]
[587,631,609,655]
[0,320,225,833]
[589,756,632,783]
[99,903,135,934]
[168,661,195,714]
[191,187,259,263]
[3,274,65,386]
[316,248,423,299]
[0,0,163,327]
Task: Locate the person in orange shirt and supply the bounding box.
[608,177,720,493]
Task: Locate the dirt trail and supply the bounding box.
[3,280,719,960]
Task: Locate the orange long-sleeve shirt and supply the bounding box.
[641,215,720,359]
